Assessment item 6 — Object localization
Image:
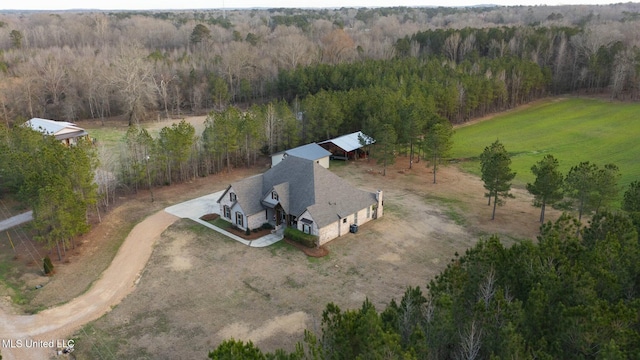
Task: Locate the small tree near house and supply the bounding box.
[43,255,54,275]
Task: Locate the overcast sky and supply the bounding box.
[0,0,617,11]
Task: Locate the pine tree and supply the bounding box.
[527,155,564,223]
[43,255,54,275]
[480,140,516,220]
[564,162,619,222]
[564,161,598,222]
[423,121,454,184]
[373,123,397,176]
[622,180,640,212]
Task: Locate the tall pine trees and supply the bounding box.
[480,140,516,220]
[527,154,564,223]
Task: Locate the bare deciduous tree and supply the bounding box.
[478,267,496,307]
[321,28,356,64]
[457,320,482,360]
[107,45,156,126]
[444,32,461,63]
[270,26,317,69]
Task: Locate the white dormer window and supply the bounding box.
[271,191,278,200]
[230,192,237,202]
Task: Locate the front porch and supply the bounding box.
[265,204,297,231]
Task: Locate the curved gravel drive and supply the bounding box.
[0,210,178,360]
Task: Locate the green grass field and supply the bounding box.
[451,97,640,194]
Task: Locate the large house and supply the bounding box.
[24,118,89,146]
[271,142,332,169]
[217,155,383,246]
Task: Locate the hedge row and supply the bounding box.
[284,227,318,248]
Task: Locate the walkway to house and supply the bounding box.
[164,191,283,247]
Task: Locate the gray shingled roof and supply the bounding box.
[272,182,290,213]
[219,155,376,228]
[305,162,377,227]
[228,174,264,215]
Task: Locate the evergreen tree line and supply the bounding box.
[276,55,548,127]
[116,95,455,191]
[0,124,98,260]
[118,102,299,190]
[478,143,623,224]
[209,208,640,359]
[2,6,640,124]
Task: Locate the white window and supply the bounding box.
[235,212,244,227]
[272,191,278,200]
[230,192,237,202]
[301,218,313,234]
[366,206,371,218]
[223,206,231,219]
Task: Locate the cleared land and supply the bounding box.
[452,97,640,192]
[9,96,634,358]
[68,158,557,359]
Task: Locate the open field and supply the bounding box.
[78,115,209,151]
[452,97,640,193]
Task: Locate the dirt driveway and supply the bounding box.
[68,159,557,359]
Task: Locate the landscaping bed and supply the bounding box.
[283,238,329,258]
[201,214,275,240]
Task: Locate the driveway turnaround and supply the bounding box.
[164,191,283,247]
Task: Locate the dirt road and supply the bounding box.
[0,211,178,360]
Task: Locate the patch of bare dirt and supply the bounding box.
[284,238,329,257]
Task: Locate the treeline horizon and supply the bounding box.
[0,3,639,131]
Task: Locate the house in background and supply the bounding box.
[217,155,383,246]
[319,131,375,160]
[271,143,332,169]
[25,118,89,146]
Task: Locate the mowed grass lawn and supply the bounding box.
[451,97,640,194]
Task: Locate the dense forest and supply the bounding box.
[1,3,639,128]
[2,4,639,188]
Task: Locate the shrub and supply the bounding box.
[245,227,251,236]
[43,256,54,275]
[285,227,319,248]
[261,222,274,230]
